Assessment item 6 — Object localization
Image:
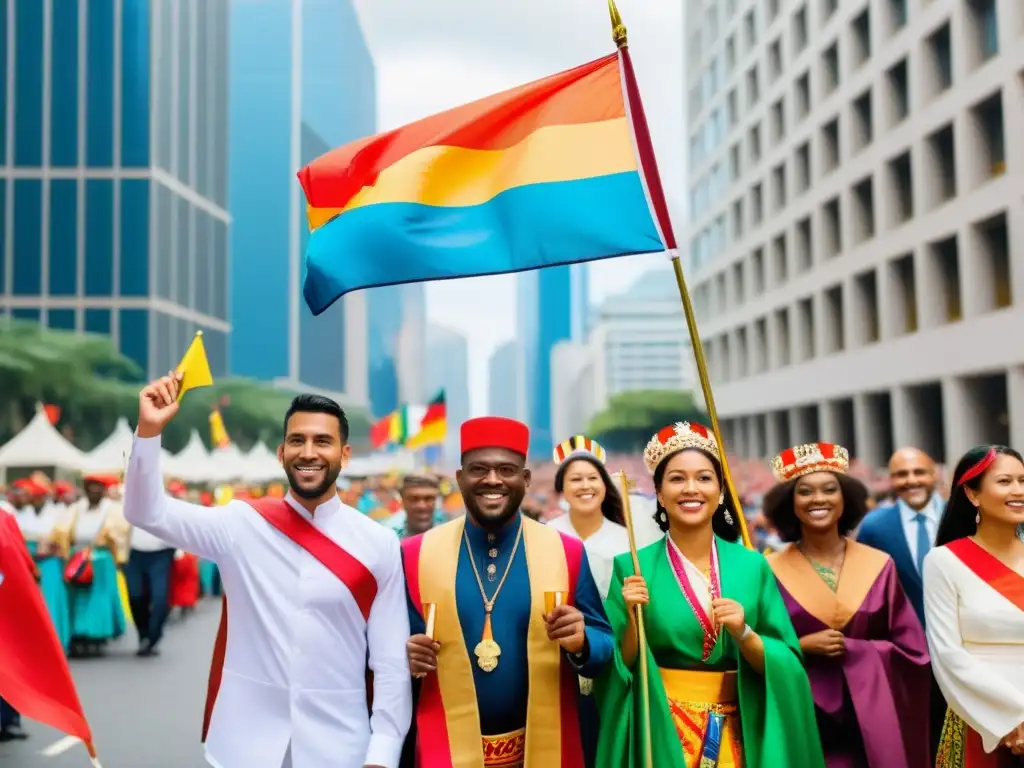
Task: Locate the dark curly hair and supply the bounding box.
[762,473,869,543]
[554,455,625,526]
[936,445,1024,547]
[652,448,741,542]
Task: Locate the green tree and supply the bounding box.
[586,390,707,453]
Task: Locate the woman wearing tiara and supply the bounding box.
[548,435,630,600]
[925,445,1024,766]
[595,421,825,767]
[763,443,931,767]
[547,434,630,767]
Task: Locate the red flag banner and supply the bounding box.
[0,514,97,759]
[42,404,61,425]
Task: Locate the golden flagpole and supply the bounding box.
[608,0,751,548]
[616,471,653,768]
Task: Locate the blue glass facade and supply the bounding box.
[0,0,231,381]
[229,0,379,399]
[516,264,590,458]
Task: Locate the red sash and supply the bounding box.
[201,498,379,742]
[946,538,1024,614]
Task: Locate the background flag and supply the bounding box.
[209,409,231,449]
[298,53,664,315]
[406,390,447,449]
[0,514,99,764]
[175,331,214,400]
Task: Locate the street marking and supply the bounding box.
[41,735,80,756]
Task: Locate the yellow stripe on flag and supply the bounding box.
[407,419,447,449]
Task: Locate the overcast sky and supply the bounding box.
[352,0,685,414]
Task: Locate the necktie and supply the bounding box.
[914,512,930,573]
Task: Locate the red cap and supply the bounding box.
[12,478,42,494]
[84,474,119,488]
[460,417,529,457]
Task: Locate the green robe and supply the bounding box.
[595,535,826,768]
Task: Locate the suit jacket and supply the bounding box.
[857,503,925,626]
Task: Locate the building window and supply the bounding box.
[887,59,910,125]
[121,0,151,167]
[175,198,190,304]
[794,72,810,121]
[85,180,114,296]
[851,9,871,69]
[13,180,42,295]
[888,0,908,33]
[821,117,840,174]
[156,0,174,172]
[821,43,839,96]
[852,89,873,152]
[792,6,808,54]
[48,180,78,296]
[155,184,173,300]
[889,254,918,334]
[968,0,999,62]
[887,151,914,226]
[51,5,79,166]
[85,308,112,335]
[930,236,962,324]
[851,176,875,243]
[213,219,228,320]
[768,38,783,80]
[971,92,1005,179]
[87,0,115,167]
[973,212,1012,311]
[15,1,44,166]
[119,308,150,374]
[926,23,953,97]
[177,0,193,184]
[49,309,76,331]
[120,179,150,296]
[926,123,957,207]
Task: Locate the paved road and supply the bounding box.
[0,601,219,768]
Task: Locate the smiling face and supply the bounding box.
[401,483,440,535]
[792,471,844,534]
[656,449,722,532]
[278,411,350,502]
[965,453,1024,527]
[888,448,937,510]
[561,458,606,516]
[457,447,530,527]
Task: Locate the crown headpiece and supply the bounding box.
[771,442,850,482]
[553,435,606,465]
[643,422,720,474]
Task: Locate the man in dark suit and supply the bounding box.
[857,446,945,759]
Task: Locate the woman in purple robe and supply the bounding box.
[763,441,931,768]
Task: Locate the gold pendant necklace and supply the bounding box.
[464,521,524,673]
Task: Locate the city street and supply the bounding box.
[0,603,218,768]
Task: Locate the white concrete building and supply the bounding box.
[684,0,1024,467]
[549,269,696,438]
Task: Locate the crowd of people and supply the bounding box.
[1,373,1022,768]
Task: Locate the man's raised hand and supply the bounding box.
[137,371,183,438]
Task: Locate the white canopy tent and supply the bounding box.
[166,430,212,483]
[82,417,134,473]
[241,442,283,483]
[208,443,246,483]
[0,409,88,475]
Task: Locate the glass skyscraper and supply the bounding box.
[229,0,376,398]
[0,0,231,378]
[516,264,590,458]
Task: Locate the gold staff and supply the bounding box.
[608,0,752,549]
[616,471,653,768]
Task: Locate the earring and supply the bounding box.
[975,510,981,525]
[723,509,734,525]
[719,495,725,507]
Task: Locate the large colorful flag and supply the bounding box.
[0,514,100,765]
[406,390,447,450]
[298,53,665,315]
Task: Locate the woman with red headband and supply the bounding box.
[595,422,825,767]
[926,444,1024,765]
[763,442,931,767]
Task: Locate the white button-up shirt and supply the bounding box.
[123,436,411,768]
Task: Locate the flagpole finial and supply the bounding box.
[195,330,203,337]
[608,0,628,48]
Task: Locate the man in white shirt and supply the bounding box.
[123,373,411,768]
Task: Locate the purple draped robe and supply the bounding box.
[770,541,932,768]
